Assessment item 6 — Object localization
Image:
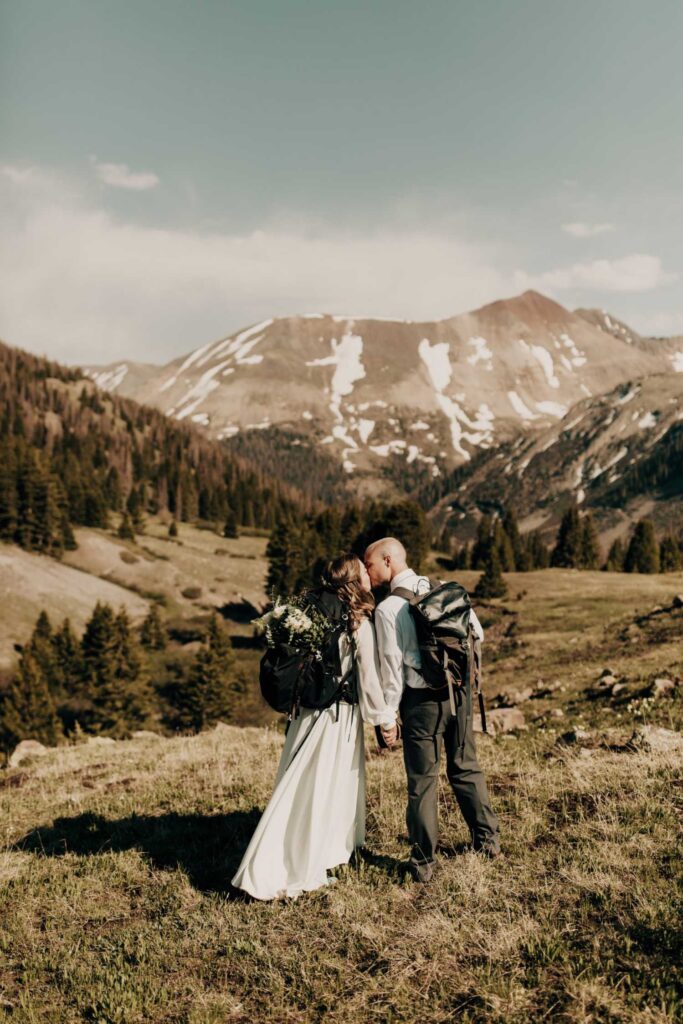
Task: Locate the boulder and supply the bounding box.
[8,740,48,768]
[131,730,161,740]
[629,726,683,754]
[597,674,617,688]
[475,707,525,736]
[649,677,676,699]
[87,736,116,746]
[557,728,592,747]
[550,708,565,719]
[611,682,629,696]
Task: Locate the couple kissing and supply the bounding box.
[232,537,501,900]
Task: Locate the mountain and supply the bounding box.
[424,372,682,543]
[83,291,679,485]
[0,338,306,561]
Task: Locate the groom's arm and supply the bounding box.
[373,604,404,714]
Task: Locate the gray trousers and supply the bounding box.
[400,682,500,870]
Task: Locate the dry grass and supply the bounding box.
[1,569,682,1023]
[0,723,680,1023]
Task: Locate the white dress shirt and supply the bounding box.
[374,569,484,714]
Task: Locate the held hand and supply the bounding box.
[381,723,398,748]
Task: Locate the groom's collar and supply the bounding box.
[390,568,416,592]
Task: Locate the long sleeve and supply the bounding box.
[373,606,404,714]
[470,608,484,641]
[354,620,396,728]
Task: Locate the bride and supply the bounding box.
[231,553,397,901]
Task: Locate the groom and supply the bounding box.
[364,537,501,881]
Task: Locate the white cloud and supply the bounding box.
[561,221,615,238]
[626,310,683,337]
[515,254,677,293]
[0,163,508,364]
[90,157,160,191]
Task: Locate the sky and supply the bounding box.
[1,0,682,366]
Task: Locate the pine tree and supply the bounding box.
[493,521,515,572]
[80,602,154,735]
[180,614,241,731]
[605,538,626,572]
[502,506,523,570]
[471,515,493,570]
[659,535,682,572]
[140,604,167,650]
[551,507,583,568]
[118,512,136,541]
[474,546,508,599]
[624,520,660,574]
[0,650,62,753]
[223,509,239,539]
[580,513,601,569]
[525,530,549,569]
[52,618,81,698]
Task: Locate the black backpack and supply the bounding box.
[259,588,357,723]
[393,577,487,732]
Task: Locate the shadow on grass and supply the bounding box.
[18,809,263,896]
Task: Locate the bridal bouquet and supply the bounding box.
[253,595,329,654]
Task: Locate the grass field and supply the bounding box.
[1,568,682,1023]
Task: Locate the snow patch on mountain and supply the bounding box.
[560,333,587,367]
[418,339,495,459]
[86,364,128,391]
[466,336,493,371]
[508,391,539,421]
[536,400,568,418]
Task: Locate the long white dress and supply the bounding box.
[231,617,394,901]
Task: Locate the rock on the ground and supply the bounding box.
[557,728,592,747]
[597,674,617,687]
[550,708,566,719]
[87,736,116,746]
[629,726,683,754]
[649,677,676,699]
[611,682,629,696]
[8,740,48,768]
[131,730,161,740]
[476,707,526,736]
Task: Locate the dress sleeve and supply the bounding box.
[354,619,397,728]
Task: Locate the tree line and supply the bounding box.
[266,500,432,595]
[0,603,245,755]
[0,340,305,558]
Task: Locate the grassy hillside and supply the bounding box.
[0,518,269,674]
[1,571,681,1022]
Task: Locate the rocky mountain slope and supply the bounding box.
[84,291,681,482]
[425,373,682,541]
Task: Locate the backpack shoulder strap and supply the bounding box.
[392,586,415,602]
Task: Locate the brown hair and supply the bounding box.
[323,554,374,629]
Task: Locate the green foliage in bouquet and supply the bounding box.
[254,595,330,654]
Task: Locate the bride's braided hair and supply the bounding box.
[322,554,375,630]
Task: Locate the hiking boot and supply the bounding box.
[401,858,435,883]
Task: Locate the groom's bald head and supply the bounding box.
[363,537,408,587]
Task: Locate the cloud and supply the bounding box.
[90,157,160,191]
[561,222,615,238]
[514,254,677,293]
[0,163,508,365]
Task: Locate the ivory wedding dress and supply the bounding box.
[231,617,394,901]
